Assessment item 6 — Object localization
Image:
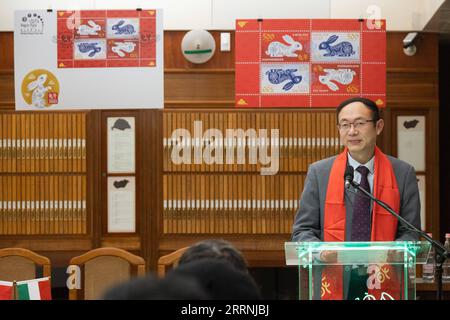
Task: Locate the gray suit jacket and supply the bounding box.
[292,154,421,242]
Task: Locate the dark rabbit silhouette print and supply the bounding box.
[403,119,419,129]
[266,69,302,91]
[113,179,130,189]
[111,119,131,131]
[77,42,102,57]
[319,35,355,57]
[112,20,136,35]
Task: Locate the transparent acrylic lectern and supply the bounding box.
[285,241,431,300]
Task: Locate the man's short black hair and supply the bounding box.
[336,97,381,123]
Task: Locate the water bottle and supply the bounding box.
[423,233,435,282]
[443,233,450,282]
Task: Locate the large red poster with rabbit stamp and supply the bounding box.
[235,19,386,108]
[57,10,156,68]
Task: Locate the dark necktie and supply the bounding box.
[351,165,371,241]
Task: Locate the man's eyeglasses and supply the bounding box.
[337,119,375,132]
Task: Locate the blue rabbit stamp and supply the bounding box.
[77,42,102,57]
[265,69,302,91]
[319,34,355,57]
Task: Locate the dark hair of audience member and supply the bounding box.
[101,273,209,300]
[169,258,262,300]
[178,239,248,272]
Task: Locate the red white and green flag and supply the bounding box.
[16,277,51,300]
[0,280,13,300]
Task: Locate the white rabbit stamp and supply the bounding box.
[77,20,101,36]
[112,42,136,57]
[27,74,52,108]
[319,68,356,91]
[266,35,302,58]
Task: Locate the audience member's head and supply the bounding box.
[101,273,209,300]
[179,239,248,272]
[169,258,262,300]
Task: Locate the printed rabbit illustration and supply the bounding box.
[27,74,52,108]
[266,69,302,91]
[112,20,135,35]
[319,68,356,91]
[77,42,102,57]
[266,35,302,58]
[77,20,101,35]
[319,35,355,57]
[112,42,136,57]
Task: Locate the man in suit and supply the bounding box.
[291,97,421,299]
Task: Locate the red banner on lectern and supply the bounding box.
[235,19,386,108]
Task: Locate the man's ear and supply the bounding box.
[376,119,384,135]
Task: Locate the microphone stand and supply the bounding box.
[348,179,449,300]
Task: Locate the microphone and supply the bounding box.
[344,165,354,189]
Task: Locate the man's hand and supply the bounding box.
[386,249,404,263]
[319,250,338,263]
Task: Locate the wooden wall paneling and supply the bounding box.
[25,175,30,234]
[162,112,167,173]
[249,174,260,234]
[248,174,253,234]
[9,113,16,172]
[87,110,101,247]
[228,173,234,235]
[286,112,292,172]
[141,109,162,271]
[191,170,196,234]
[199,173,205,234]
[321,112,327,161]
[429,107,439,238]
[0,32,14,69]
[165,173,171,234]
[386,33,438,71]
[36,175,43,235]
[219,173,224,234]
[210,173,215,234]
[162,173,167,234]
[0,175,3,234]
[164,31,234,69]
[0,70,14,109]
[172,173,177,234]
[165,72,235,106]
[0,113,3,172]
[6,175,11,234]
[0,32,14,109]
[30,173,36,235]
[193,174,198,234]
[293,112,298,172]
[182,172,188,234]
[3,175,9,235]
[299,112,305,172]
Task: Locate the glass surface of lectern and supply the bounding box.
[285,241,431,300]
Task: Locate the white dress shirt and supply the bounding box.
[347,153,375,193]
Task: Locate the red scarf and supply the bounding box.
[320,147,401,300]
